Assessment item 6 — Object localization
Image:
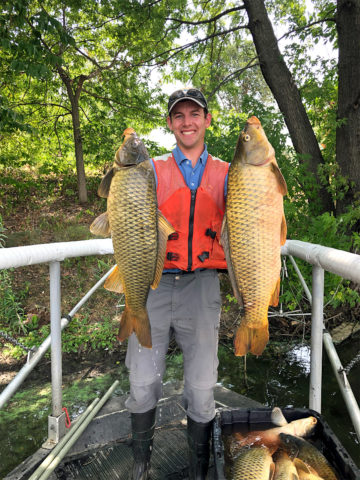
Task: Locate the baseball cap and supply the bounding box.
[168,88,208,114]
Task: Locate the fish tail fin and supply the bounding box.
[234,323,269,356]
[117,307,152,348]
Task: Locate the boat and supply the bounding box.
[1,239,360,479]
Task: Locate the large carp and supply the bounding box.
[279,434,338,480]
[222,116,287,356]
[90,128,174,348]
[231,446,275,480]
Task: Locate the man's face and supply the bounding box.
[167,100,212,153]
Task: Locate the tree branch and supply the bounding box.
[81,88,163,118]
[207,57,260,100]
[166,6,246,25]
[138,24,249,67]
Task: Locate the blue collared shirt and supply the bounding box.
[151,144,228,194]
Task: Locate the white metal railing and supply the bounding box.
[0,239,359,445]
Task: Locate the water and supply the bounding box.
[0,337,359,478]
[217,336,360,466]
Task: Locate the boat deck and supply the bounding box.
[5,384,262,480]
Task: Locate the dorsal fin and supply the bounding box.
[269,277,280,307]
[270,163,288,196]
[98,167,115,198]
[281,214,287,246]
[220,214,244,311]
[151,211,175,289]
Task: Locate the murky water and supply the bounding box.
[0,336,359,478]
[217,335,360,467]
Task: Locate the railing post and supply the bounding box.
[309,265,324,412]
[44,261,65,448]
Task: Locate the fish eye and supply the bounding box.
[243,134,250,142]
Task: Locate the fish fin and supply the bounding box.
[269,461,275,480]
[293,458,311,473]
[221,215,245,311]
[97,167,115,198]
[116,307,133,343]
[280,214,287,246]
[151,211,175,290]
[104,266,124,293]
[90,211,111,237]
[117,307,152,348]
[271,407,288,426]
[270,163,288,196]
[269,277,280,307]
[234,323,269,356]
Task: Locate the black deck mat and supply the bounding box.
[55,423,198,479]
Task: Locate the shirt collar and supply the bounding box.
[172,144,208,166]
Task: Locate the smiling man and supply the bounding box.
[125,88,229,480]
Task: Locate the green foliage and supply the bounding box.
[0,215,29,334]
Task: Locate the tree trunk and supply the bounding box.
[243,0,333,214]
[335,0,360,215]
[58,70,88,204]
[70,100,88,204]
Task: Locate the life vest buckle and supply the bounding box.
[198,251,209,262]
[205,228,217,239]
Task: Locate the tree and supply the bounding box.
[335,0,360,215]
[1,0,185,202]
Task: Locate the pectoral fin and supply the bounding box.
[151,211,175,289]
[271,407,288,427]
[104,265,124,293]
[271,163,288,196]
[90,211,111,237]
[98,167,115,198]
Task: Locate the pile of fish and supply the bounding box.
[90,128,174,348]
[222,116,288,357]
[226,408,339,480]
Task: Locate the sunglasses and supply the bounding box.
[168,89,208,114]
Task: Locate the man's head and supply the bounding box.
[167,88,208,117]
[167,88,211,157]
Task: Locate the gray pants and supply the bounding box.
[125,269,221,423]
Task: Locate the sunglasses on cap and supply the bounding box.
[168,88,208,114]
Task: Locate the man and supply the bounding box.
[126,88,229,480]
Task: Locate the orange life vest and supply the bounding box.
[153,153,229,271]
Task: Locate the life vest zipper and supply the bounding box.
[187,189,197,271]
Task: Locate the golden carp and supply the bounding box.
[231,446,275,480]
[90,128,174,348]
[279,434,338,480]
[221,116,287,356]
[230,408,317,453]
[294,458,325,480]
[274,451,299,480]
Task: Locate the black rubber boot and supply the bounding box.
[129,407,156,480]
[187,416,213,480]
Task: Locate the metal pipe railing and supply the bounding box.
[0,264,116,409]
[1,239,359,445]
[309,266,324,412]
[284,255,360,440]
